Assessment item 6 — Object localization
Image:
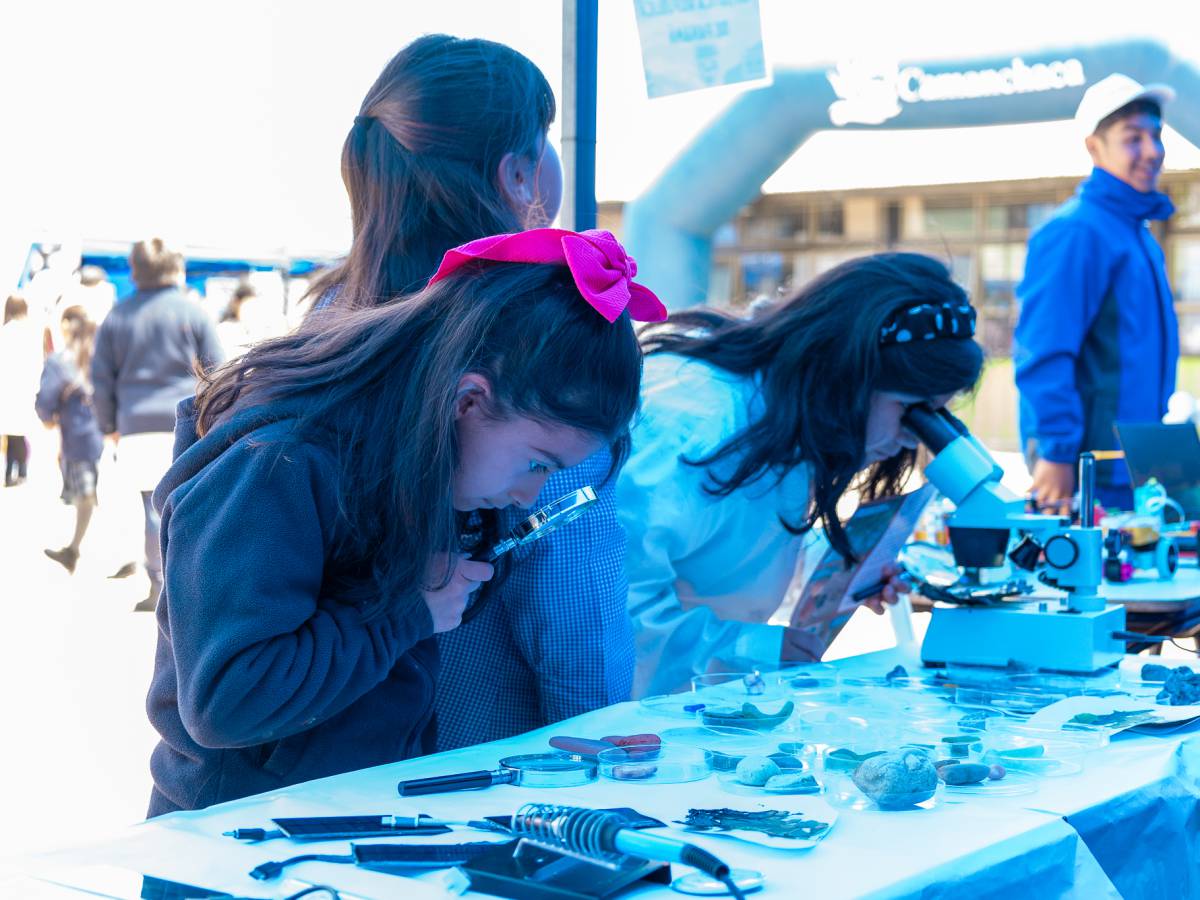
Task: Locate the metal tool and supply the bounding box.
[460,486,598,624]
[397,752,597,797]
[480,486,598,562]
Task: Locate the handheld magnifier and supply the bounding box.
[397,752,597,797]
[479,486,598,562]
[460,486,597,624]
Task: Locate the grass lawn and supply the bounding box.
[951,357,1200,453]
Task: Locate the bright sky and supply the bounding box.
[2,0,1199,263]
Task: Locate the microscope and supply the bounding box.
[901,404,1125,673]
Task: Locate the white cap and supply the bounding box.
[1074,73,1174,135]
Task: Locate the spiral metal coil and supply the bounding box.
[511,803,622,860]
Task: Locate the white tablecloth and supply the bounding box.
[9,648,1200,899]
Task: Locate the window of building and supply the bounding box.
[742,210,809,243]
[923,200,974,236]
[740,252,786,302]
[712,222,739,248]
[1170,182,1200,230]
[708,263,733,307]
[815,203,843,240]
[980,243,1027,307]
[885,201,902,245]
[1172,236,1200,354]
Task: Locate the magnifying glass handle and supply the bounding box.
[397,767,513,797]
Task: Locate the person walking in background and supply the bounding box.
[1014,74,1178,512]
[0,295,44,486]
[37,306,104,573]
[91,238,224,611]
[216,281,257,359]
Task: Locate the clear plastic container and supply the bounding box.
[596,744,713,784]
[776,664,840,700]
[638,693,708,720]
[717,750,820,796]
[700,699,796,732]
[968,719,1105,777]
[659,726,775,772]
[822,746,943,811]
[941,769,1039,798]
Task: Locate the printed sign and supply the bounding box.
[827,56,1087,126]
[633,0,769,99]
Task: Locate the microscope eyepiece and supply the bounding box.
[900,402,958,454]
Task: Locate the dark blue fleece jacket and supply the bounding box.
[1014,167,1177,488]
[145,398,436,816]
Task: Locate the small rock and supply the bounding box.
[885,665,909,682]
[938,763,989,785]
[764,772,820,794]
[933,758,959,771]
[987,764,1006,780]
[768,752,805,770]
[1157,667,1200,706]
[851,750,938,809]
[940,735,974,758]
[612,764,657,780]
[788,676,820,689]
[735,755,781,786]
[1141,663,1172,682]
[742,672,766,694]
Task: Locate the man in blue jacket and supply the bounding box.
[1014,74,1178,512]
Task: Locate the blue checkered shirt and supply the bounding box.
[435,448,634,750]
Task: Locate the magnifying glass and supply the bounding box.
[459,486,598,624]
[397,752,597,797]
[478,486,598,562]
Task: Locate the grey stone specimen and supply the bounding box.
[852,749,938,809]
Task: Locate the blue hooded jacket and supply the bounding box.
[1014,167,1177,489]
[145,398,436,816]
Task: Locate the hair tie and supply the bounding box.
[880,302,976,345]
[427,228,668,324]
[353,114,373,129]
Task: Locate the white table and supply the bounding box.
[9,649,1200,900]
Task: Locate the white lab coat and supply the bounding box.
[618,355,816,698]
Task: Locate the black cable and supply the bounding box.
[283,887,341,900]
[719,873,749,900]
[1169,637,1200,656]
[250,853,353,881]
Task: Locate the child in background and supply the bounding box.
[37,306,105,573]
[0,295,43,485]
[145,229,662,815]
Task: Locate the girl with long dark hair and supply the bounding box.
[144,230,662,815]
[621,253,985,696]
[308,33,559,311]
[307,34,629,751]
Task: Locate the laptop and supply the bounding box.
[1115,422,1200,521]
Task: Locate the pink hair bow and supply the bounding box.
[428,228,667,323]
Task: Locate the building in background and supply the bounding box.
[601,167,1200,358]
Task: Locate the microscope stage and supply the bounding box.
[921,601,1126,673]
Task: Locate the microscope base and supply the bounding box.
[921,602,1126,673]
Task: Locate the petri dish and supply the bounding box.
[639,693,708,720]
[700,699,796,732]
[660,725,776,769]
[822,747,944,812]
[941,769,1039,798]
[717,758,822,797]
[672,869,765,896]
[597,744,713,784]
